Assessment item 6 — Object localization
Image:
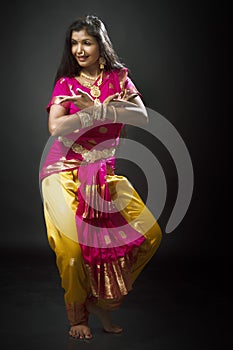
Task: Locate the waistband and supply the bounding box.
[58,136,116,163]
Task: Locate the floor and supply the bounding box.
[0,246,229,350]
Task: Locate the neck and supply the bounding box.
[81,68,101,78]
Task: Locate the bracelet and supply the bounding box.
[93,99,102,120]
[93,100,108,121]
[77,111,93,128]
[102,103,107,120]
[111,105,117,123]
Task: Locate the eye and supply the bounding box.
[71,39,77,45]
[84,41,91,45]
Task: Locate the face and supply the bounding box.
[71,29,100,71]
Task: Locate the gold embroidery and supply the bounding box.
[69,258,76,266]
[104,236,111,245]
[119,231,127,238]
[82,183,107,218]
[85,248,139,299]
[98,126,108,134]
[87,139,97,145]
[58,136,115,163]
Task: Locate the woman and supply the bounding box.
[40,14,162,340]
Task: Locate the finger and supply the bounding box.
[57,96,75,103]
[76,88,94,101]
[76,88,86,95]
[125,93,138,101]
[104,93,120,104]
[57,98,67,104]
[76,88,90,97]
[57,98,71,104]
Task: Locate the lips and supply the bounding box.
[77,55,88,62]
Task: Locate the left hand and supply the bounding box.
[103,90,138,106]
[120,89,138,101]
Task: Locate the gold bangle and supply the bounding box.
[78,111,93,128]
[93,99,102,120]
[102,104,107,120]
[111,105,117,123]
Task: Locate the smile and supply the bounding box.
[77,55,88,61]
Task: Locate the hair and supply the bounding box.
[53,14,125,85]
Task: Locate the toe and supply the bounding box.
[69,325,92,339]
[79,330,84,339]
[69,328,79,339]
[69,329,75,337]
[74,331,80,339]
[85,332,92,339]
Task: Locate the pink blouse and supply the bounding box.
[39,68,141,180]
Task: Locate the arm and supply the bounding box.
[48,89,95,136]
[107,94,148,126]
[49,93,148,136]
[49,99,148,136]
[48,104,82,136]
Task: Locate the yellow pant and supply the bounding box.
[42,170,162,326]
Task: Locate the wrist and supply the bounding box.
[76,111,93,128]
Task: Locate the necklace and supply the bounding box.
[80,71,98,81]
[78,70,103,99]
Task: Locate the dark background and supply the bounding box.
[0,0,230,349]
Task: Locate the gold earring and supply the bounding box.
[99,57,106,70]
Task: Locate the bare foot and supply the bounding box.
[86,299,123,334]
[103,324,123,334]
[69,324,92,339]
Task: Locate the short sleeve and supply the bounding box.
[46,77,72,113]
[118,68,142,98]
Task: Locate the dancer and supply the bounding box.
[40,14,162,339]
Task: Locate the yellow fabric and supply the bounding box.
[42,169,162,324]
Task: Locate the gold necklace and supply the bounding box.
[78,71,103,99]
[79,79,93,88]
[90,70,103,98]
[80,71,98,81]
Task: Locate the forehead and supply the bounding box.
[71,29,97,42]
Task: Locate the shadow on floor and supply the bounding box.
[0,247,230,350]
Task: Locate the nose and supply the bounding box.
[77,44,84,55]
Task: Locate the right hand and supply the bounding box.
[55,88,94,110]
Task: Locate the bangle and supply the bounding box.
[93,99,102,120]
[78,111,93,128]
[102,103,107,120]
[111,105,117,123]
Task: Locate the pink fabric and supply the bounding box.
[39,68,140,180]
[46,67,141,114]
[75,159,145,263]
[40,68,145,268]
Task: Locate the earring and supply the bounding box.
[99,57,106,70]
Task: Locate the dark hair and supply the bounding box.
[54,15,125,85]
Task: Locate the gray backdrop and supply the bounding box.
[0,0,228,262]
